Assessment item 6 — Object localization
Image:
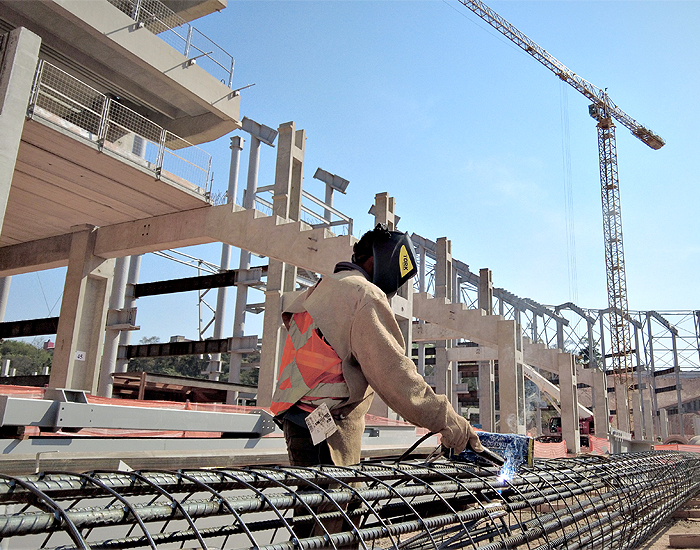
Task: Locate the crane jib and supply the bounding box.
[459,0,664,150]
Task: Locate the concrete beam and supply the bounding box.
[161,0,227,23]
[0,234,73,276]
[412,322,465,342]
[412,293,499,348]
[91,206,355,277]
[522,338,562,374]
[446,346,497,362]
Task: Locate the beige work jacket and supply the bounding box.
[283,268,470,466]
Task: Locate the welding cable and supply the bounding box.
[396,430,439,462]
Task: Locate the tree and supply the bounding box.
[0,339,53,375]
[576,336,603,368]
[240,366,259,386]
[127,337,208,379]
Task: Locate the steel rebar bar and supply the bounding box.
[0,452,696,549]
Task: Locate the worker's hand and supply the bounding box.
[439,416,484,454]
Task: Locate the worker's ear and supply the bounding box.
[364,256,374,278]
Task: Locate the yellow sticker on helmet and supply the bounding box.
[399,245,413,277]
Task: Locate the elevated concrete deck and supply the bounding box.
[1,118,209,247]
[0,0,240,144]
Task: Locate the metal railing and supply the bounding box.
[107,0,235,87]
[254,187,354,236]
[27,60,212,193]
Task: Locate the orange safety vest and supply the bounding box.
[271,311,349,416]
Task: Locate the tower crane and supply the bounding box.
[457,0,664,433]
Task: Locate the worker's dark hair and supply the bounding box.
[352,223,391,264]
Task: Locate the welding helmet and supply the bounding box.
[369,225,418,297]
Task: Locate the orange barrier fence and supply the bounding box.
[0,385,45,399]
[534,439,567,459]
[588,435,611,455]
[654,444,700,453]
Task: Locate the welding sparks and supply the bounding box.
[497,460,516,483]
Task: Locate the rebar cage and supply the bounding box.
[0,452,697,549]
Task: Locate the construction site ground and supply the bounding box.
[641,499,700,549]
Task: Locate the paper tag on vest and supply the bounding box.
[305,403,338,446]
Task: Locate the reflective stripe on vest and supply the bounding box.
[271,311,349,416]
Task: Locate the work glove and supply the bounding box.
[439,414,484,453]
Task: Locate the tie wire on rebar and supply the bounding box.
[0,451,697,549]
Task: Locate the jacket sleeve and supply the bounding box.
[349,295,482,452]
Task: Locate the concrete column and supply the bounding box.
[559,352,581,454]
[208,136,243,381]
[256,261,286,408]
[497,319,526,435]
[50,225,114,394]
[1,360,9,377]
[659,409,669,441]
[324,184,334,223]
[373,192,396,230]
[115,255,142,375]
[632,323,648,438]
[273,122,304,299]
[672,330,684,438]
[535,387,543,436]
[478,267,496,431]
[97,255,130,397]
[417,244,426,376]
[644,398,654,441]
[531,314,538,344]
[614,378,631,434]
[646,313,660,436]
[556,321,564,351]
[433,237,453,409]
[273,122,305,221]
[435,238,451,301]
[257,122,304,408]
[0,28,41,240]
[592,367,610,439]
[434,341,452,404]
[631,390,643,440]
[229,129,276,385]
[0,277,10,322]
[313,169,350,228]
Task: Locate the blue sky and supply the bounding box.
[5,0,699,345]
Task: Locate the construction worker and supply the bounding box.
[271,223,483,467]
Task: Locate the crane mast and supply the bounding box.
[457,0,665,433]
